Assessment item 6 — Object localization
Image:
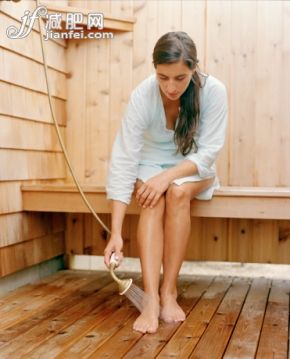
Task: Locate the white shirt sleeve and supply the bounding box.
[106,86,150,204]
[185,80,228,178]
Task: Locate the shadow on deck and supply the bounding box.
[0,270,289,358]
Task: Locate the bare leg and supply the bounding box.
[133,182,165,333]
[160,178,214,322]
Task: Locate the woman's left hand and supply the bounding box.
[135,173,171,209]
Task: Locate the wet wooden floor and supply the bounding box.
[0,270,289,358]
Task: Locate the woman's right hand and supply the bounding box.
[103,233,124,269]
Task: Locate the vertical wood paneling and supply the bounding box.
[66,39,87,181]
[132,1,149,87]
[65,213,85,255]
[251,220,278,263]
[85,39,110,184]
[181,1,206,70]
[63,0,290,264]
[86,213,110,255]
[254,2,283,186]
[84,1,111,185]
[109,1,133,152]
[228,219,254,262]
[277,221,290,264]
[144,0,158,76]
[229,1,257,186]
[128,215,139,257]
[200,218,228,261]
[206,1,231,186]
[279,1,290,186]
[185,217,204,260]
[157,0,181,35]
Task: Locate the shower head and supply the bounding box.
[109,253,133,295]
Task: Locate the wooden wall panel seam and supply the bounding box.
[1,148,63,154]
[0,232,65,277]
[0,47,67,99]
[0,113,66,127]
[0,79,67,102]
[0,45,69,76]
[0,229,66,249]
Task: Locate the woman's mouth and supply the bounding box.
[167,92,179,99]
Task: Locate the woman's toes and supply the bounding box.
[133,314,158,333]
[160,295,185,323]
[132,295,159,333]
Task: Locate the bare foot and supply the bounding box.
[160,294,185,323]
[133,295,160,334]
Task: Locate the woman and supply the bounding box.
[104,31,227,334]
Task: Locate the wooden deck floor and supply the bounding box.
[0,270,289,358]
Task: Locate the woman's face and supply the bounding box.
[156,60,195,101]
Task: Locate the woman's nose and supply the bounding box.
[166,81,177,93]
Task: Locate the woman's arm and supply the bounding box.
[104,200,127,268]
[105,79,153,267]
[106,83,151,205]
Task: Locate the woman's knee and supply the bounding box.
[165,184,190,208]
[140,194,165,217]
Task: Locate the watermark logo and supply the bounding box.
[6,5,114,40]
[6,5,47,39]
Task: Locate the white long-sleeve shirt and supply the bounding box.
[106,73,228,204]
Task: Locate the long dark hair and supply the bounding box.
[153,31,203,155]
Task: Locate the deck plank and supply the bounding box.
[53,277,144,359]
[256,280,290,359]
[188,277,250,359]
[0,271,71,311]
[223,278,271,358]
[23,292,128,359]
[0,276,119,358]
[0,270,107,311]
[86,312,142,358]
[81,278,194,358]
[0,270,67,303]
[0,270,289,359]
[123,276,214,359]
[24,275,141,359]
[0,272,107,331]
[157,277,233,358]
[56,304,136,359]
[0,273,111,346]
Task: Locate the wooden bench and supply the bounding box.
[21,184,290,219]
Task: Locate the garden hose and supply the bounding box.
[36,0,111,235]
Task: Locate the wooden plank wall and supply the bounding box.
[65,0,290,264]
[0,0,67,277]
[1,1,289,267]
